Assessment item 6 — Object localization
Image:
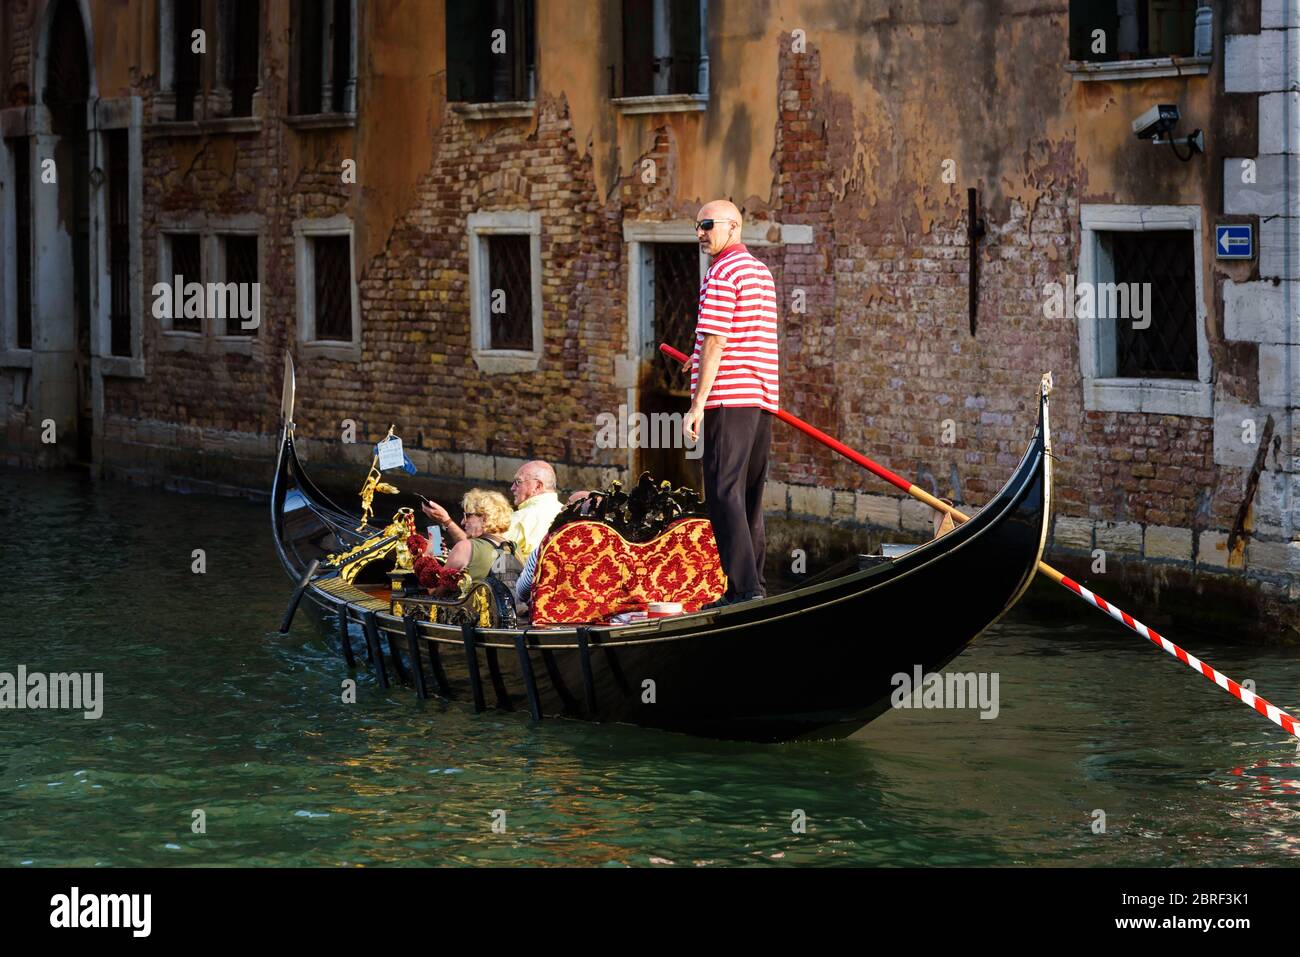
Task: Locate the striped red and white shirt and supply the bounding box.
[690,244,780,412]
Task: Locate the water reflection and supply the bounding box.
[1,467,1297,866]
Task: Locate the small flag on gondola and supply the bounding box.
[375,436,417,474]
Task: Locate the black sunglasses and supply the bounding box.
[695,218,735,232]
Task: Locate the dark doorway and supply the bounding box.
[44,0,92,464]
[638,242,702,494]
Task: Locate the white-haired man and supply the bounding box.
[421,459,563,562]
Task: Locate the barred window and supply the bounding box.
[221,234,259,336]
[650,243,700,395]
[486,235,533,351]
[313,235,352,341]
[168,233,203,332]
[1103,230,1197,379]
[1069,0,1198,62]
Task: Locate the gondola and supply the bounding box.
[271,355,1053,742]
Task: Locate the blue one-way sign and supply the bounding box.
[1216,223,1254,260]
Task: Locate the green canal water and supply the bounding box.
[2,467,1298,867]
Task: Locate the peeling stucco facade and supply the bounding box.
[0,0,1296,637]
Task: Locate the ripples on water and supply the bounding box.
[1,468,1296,867]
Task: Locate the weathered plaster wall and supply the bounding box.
[2,1,1294,632]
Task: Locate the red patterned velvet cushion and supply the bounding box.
[529,517,726,625]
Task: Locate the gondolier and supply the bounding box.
[683,200,780,609]
[273,352,1055,741]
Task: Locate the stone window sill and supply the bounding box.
[472,351,541,374]
[451,101,535,120]
[612,94,708,115]
[213,335,258,355]
[98,355,146,379]
[158,331,206,353]
[146,116,263,137]
[301,339,362,363]
[1065,56,1212,82]
[1083,377,1212,417]
[285,113,358,130]
[0,349,33,369]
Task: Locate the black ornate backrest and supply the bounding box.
[546,472,709,544]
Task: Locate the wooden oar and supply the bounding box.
[661,342,1299,740]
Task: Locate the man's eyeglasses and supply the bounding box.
[695,218,735,232]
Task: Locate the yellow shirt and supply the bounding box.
[507,491,563,560]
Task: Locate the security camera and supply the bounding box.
[1132,104,1180,140]
[1132,103,1203,161]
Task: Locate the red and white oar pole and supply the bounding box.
[661,343,1300,739]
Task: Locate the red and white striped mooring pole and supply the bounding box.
[660,343,1299,740]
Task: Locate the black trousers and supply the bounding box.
[702,406,773,599]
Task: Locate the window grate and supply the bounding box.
[223,235,258,336]
[11,138,32,350]
[169,234,202,332]
[1108,229,1197,380]
[107,130,131,357]
[230,0,260,117]
[314,235,352,341]
[651,243,700,395]
[487,235,533,350]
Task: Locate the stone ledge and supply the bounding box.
[789,484,833,518]
[1096,521,1143,554]
[1053,516,1094,550]
[831,490,856,521]
[1248,538,1300,577]
[1197,530,1234,569]
[464,452,494,481]
[856,492,901,530]
[763,480,790,513]
[1065,55,1211,82]
[612,94,708,115]
[1145,524,1193,562]
[284,113,357,130]
[451,101,535,120]
[900,499,934,534]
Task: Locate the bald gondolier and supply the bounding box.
[683,200,780,609]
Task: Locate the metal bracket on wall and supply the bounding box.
[967,186,986,337]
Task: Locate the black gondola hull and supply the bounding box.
[272,379,1052,742]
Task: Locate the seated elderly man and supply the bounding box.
[421,459,563,562]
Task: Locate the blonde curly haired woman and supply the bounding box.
[435,488,516,582]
